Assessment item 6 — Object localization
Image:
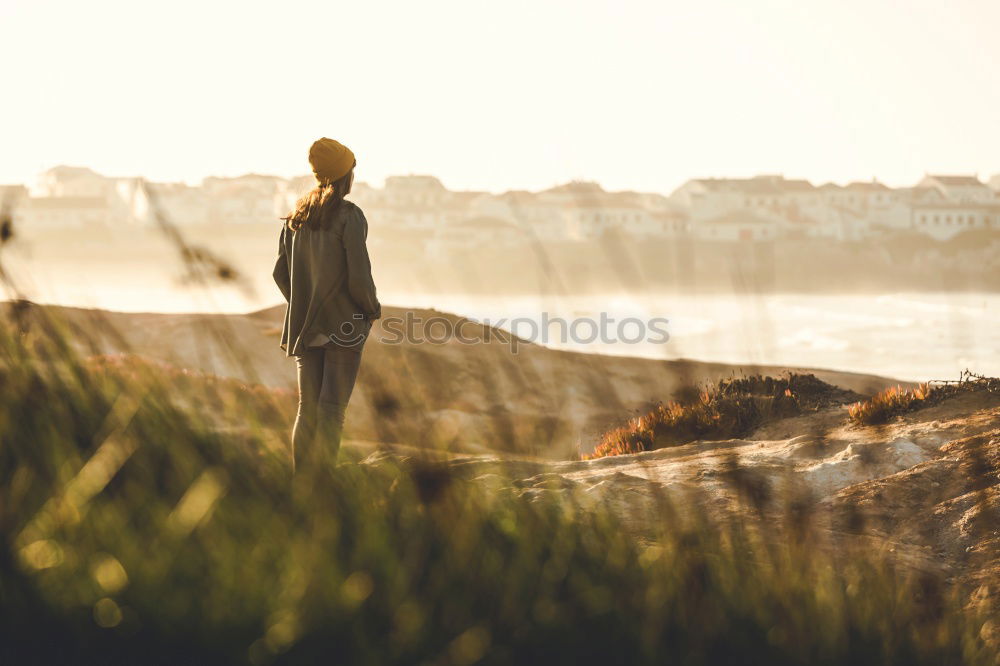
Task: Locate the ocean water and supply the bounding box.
[6,259,996,382]
[395,291,999,382]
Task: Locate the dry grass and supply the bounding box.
[85,353,295,430]
[848,383,933,426]
[0,311,996,663]
[849,372,1000,426]
[586,374,857,460]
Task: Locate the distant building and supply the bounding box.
[563,196,650,240]
[381,175,450,208]
[426,215,527,256]
[670,175,818,224]
[793,204,872,241]
[827,180,895,210]
[145,182,210,226]
[16,165,1000,243]
[203,174,283,224]
[917,175,995,203]
[911,203,998,240]
[671,175,932,241]
[538,181,681,240]
[815,180,903,229]
[203,173,283,195]
[897,185,946,204]
[360,175,454,230]
[470,190,569,241]
[35,166,114,199]
[21,196,110,228]
[615,192,688,237]
[692,210,781,242]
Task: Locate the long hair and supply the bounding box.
[283,166,355,231]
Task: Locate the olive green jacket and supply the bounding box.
[272,200,381,356]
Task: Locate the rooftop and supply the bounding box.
[384,175,446,190]
[41,165,106,180]
[923,175,986,187]
[540,180,605,196]
[691,176,815,195]
[563,196,645,210]
[843,181,891,192]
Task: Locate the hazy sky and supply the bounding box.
[3,0,999,194]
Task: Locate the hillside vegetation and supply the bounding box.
[4,301,900,461]
[587,373,860,459]
[848,372,1000,426]
[1,307,997,664]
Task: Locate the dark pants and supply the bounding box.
[292,344,363,470]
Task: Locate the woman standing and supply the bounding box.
[273,137,381,470]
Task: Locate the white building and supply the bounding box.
[819,181,895,211]
[20,197,110,228]
[692,210,781,242]
[357,175,455,230]
[563,196,651,240]
[813,180,906,230]
[469,190,570,241]
[911,203,998,240]
[145,182,210,226]
[647,210,689,237]
[673,175,924,240]
[203,174,283,224]
[670,175,817,224]
[918,175,996,203]
[792,204,872,241]
[380,175,450,208]
[35,166,115,199]
[539,181,679,240]
[426,216,528,256]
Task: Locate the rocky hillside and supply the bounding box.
[368,384,1000,595]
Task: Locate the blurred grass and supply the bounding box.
[1,307,997,665]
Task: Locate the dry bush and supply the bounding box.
[586,374,856,460]
[848,383,933,426]
[849,372,1000,426]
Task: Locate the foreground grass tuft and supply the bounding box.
[0,315,996,665]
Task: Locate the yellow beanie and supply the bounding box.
[309,137,356,185]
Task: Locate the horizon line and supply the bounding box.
[6,164,999,198]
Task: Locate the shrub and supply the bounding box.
[848,372,1000,426]
[848,383,933,426]
[585,374,855,460]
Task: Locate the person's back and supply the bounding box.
[273,137,381,471]
[275,199,380,355]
